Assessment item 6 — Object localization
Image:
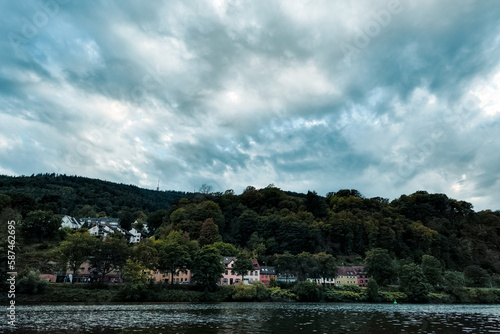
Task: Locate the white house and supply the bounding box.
[60,215,84,229]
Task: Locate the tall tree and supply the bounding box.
[191,245,225,291]
[131,238,159,270]
[315,252,336,285]
[297,252,318,281]
[364,248,396,286]
[275,252,297,283]
[421,255,443,288]
[59,230,98,282]
[89,233,130,282]
[21,210,62,242]
[157,230,198,284]
[233,250,254,283]
[399,263,430,302]
[198,218,222,246]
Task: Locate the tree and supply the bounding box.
[233,250,254,283]
[297,252,318,281]
[119,259,151,301]
[191,245,225,291]
[366,278,379,302]
[247,232,266,258]
[89,233,130,282]
[119,210,135,230]
[131,238,159,270]
[399,263,430,302]
[364,248,396,286]
[276,252,297,283]
[211,241,239,256]
[157,240,192,284]
[464,265,491,287]
[75,204,97,218]
[421,255,443,288]
[315,252,336,286]
[59,230,98,282]
[147,209,169,233]
[198,218,222,246]
[21,210,62,242]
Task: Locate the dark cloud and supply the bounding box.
[1,0,500,210]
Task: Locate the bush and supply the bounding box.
[379,291,408,303]
[269,287,296,301]
[232,281,270,301]
[293,281,322,302]
[325,289,366,302]
[17,270,47,294]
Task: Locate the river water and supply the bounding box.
[3,302,500,333]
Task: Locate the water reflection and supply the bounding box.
[3,303,500,333]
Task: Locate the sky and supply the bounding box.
[1,0,500,211]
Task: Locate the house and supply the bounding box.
[259,266,277,287]
[245,258,260,284]
[307,277,336,286]
[149,269,192,284]
[220,257,240,285]
[88,223,115,239]
[87,221,140,243]
[277,273,298,284]
[336,266,369,287]
[54,261,120,283]
[81,217,120,227]
[219,256,261,285]
[128,227,146,243]
[60,215,84,229]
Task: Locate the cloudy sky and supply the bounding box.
[1,0,500,210]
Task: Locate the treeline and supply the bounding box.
[1,175,500,301]
[0,174,189,217]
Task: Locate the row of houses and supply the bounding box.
[44,255,368,288]
[60,215,148,243]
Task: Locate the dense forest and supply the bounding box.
[1,173,500,301]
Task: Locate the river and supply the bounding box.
[3,302,500,333]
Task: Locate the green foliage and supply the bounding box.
[89,233,130,282]
[211,241,239,256]
[366,279,379,302]
[325,288,366,302]
[293,280,322,302]
[378,291,408,303]
[17,270,47,294]
[191,245,225,292]
[464,265,491,287]
[59,230,98,279]
[118,259,150,301]
[198,218,222,246]
[131,238,159,270]
[157,232,196,283]
[399,263,431,302]
[269,286,296,301]
[21,210,62,242]
[233,250,254,281]
[364,248,396,286]
[421,254,443,288]
[232,281,269,301]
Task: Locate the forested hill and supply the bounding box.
[1,174,500,274]
[0,174,190,217]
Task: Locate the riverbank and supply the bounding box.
[5,282,500,304]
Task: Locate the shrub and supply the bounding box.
[17,270,47,294]
[293,281,322,302]
[325,289,366,302]
[379,291,408,303]
[269,287,296,301]
[232,281,270,301]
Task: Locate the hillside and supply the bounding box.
[1,174,500,274]
[0,173,190,217]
